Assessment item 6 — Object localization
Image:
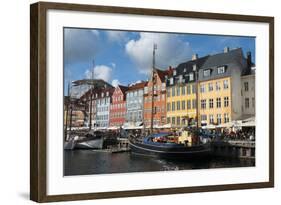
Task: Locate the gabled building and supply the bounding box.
[125,81,147,126]
[198,47,253,126]
[95,86,114,129]
[166,55,209,128]
[109,85,128,127]
[79,79,113,128]
[143,68,173,127]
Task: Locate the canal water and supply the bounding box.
[64,150,255,176]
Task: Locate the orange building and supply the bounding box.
[143,68,173,128]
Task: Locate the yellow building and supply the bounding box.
[166,48,254,128]
[166,55,209,128]
[197,47,254,127]
[198,77,231,126]
[166,83,197,128]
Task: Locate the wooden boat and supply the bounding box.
[128,132,211,159]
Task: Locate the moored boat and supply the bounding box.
[128,132,211,159]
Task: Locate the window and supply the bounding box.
[161,83,165,91]
[172,102,175,111]
[244,82,249,91]
[245,98,250,108]
[189,73,194,81]
[167,103,171,111]
[187,85,191,95]
[192,64,197,71]
[178,75,183,83]
[181,86,186,95]
[224,97,229,107]
[173,70,177,76]
[192,99,197,109]
[187,100,191,109]
[223,80,229,89]
[181,100,186,110]
[224,113,230,123]
[167,88,170,97]
[203,69,211,77]
[200,84,205,93]
[172,87,175,96]
[217,114,222,124]
[216,98,221,108]
[192,84,196,94]
[176,116,181,125]
[201,99,207,109]
[218,66,225,74]
[216,82,221,91]
[170,78,174,85]
[208,83,213,91]
[209,99,214,108]
[176,86,180,96]
[252,97,255,108]
[167,117,170,124]
[177,101,181,110]
[201,115,207,122]
[209,115,214,124]
[172,117,175,125]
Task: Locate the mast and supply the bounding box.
[150,43,157,134]
[89,60,95,130]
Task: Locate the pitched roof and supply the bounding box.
[118,85,129,94]
[201,48,245,69]
[155,68,173,81]
[198,48,250,81]
[127,81,147,91]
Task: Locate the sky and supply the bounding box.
[64,28,255,93]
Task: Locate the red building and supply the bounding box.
[109,85,128,127]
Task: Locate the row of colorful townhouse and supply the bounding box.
[74,47,255,129]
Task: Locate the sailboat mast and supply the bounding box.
[150,44,157,134]
[89,60,95,130]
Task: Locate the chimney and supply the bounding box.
[224,47,230,53]
[247,51,252,68]
[192,54,198,60]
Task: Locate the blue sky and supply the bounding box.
[64,28,255,93]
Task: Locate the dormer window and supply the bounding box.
[170,78,174,85]
[183,68,187,73]
[193,64,197,71]
[178,75,183,83]
[189,73,194,81]
[203,69,211,77]
[173,70,177,76]
[218,66,226,74]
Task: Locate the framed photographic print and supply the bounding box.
[30,1,274,202]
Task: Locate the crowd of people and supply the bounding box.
[221,128,255,141]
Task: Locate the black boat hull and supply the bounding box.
[129,140,212,159]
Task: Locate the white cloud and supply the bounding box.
[84,65,113,83]
[64,28,101,65]
[125,33,193,75]
[111,79,121,87]
[106,31,128,42]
